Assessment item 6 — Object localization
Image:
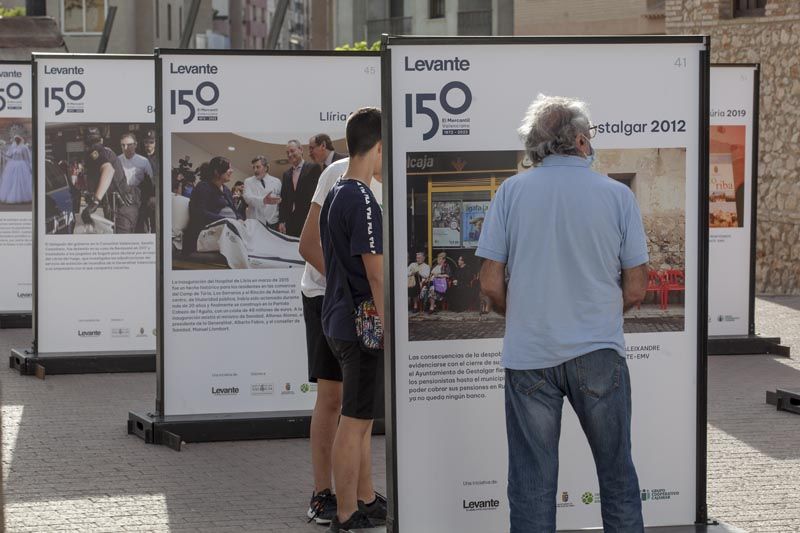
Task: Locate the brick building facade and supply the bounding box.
[513,0,665,35]
[667,1,800,294]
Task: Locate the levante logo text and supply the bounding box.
[170,63,218,74]
[404,56,470,71]
[44,66,84,75]
[77,330,101,337]
[462,499,500,511]
[211,386,239,395]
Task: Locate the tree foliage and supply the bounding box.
[335,40,381,52]
[0,6,25,17]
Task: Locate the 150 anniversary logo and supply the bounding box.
[0,70,24,112]
[169,63,220,124]
[404,56,472,141]
[43,65,86,116]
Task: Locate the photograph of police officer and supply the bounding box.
[44,123,155,235]
[80,127,141,234]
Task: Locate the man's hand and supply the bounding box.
[278,222,286,234]
[81,195,100,225]
[264,192,281,205]
[362,253,384,327]
[622,263,648,312]
[479,259,507,316]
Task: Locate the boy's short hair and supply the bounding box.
[346,107,381,157]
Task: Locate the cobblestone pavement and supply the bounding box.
[706,296,800,533]
[0,328,384,533]
[1,296,799,532]
[409,312,506,340]
[408,307,684,340]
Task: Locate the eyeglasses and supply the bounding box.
[586,125,598,139]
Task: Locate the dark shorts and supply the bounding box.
[302,294,342,383]
[325,337,384,420]
[114,202,140,234]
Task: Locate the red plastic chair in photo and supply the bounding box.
[641,269,666,310]
[662,269,685,309]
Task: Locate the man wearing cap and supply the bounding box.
[141,130,159,232]
[243,155,282,228]
[143,130,159,181]
[82,127,141,233]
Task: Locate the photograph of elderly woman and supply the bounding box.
[171,132,345,270]
[406,148,687,342]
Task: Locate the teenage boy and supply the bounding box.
[319,107,385,532]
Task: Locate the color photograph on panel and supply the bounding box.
[406,148,686,341]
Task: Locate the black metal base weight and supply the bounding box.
[766,388,800,415]
[561,521,744,532]
[0,313,32,329]
[9,348,156,376]
[383,519,744,533]
[127,410,387,451]
[708,335,789,356]
[127,410,313,451]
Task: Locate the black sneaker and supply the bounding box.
[307,489,337,525]
[358,492,387,526]
[326,510,374,532]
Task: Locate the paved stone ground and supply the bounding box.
[1,296,799,532]
[706,296,800,533]
[0,327,385,532]
[408,305,684,340]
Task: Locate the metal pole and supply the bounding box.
[179,0,202,49]
[25,0,46,16]
[96,5,117,53]
[229,0,243,49]
[266,0,290,50]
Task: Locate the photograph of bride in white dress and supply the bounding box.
[0,119,33,212]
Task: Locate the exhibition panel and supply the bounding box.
[383,36,709,532]
[11,54,157,375]
[708,65,756,337]
[0,61,32,320]
[136,50,379,439]
[707,64,787,356]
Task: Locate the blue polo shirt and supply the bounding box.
[476,155,649,370]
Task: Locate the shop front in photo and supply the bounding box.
[406,150,519,341]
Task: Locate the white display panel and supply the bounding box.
[386,39,706,531]
[35,56,156,354]
[160,52,381,416]
[708,65,756,337]
[0,62,32,314]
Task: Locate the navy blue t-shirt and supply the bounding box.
[320,178,383,342]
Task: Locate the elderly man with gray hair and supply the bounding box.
[477,94,649,532]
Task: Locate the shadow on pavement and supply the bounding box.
[758,295,800,313]
[0,327,386,532]
[708,354,800,460]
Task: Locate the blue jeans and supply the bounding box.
[505,349,643,533]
